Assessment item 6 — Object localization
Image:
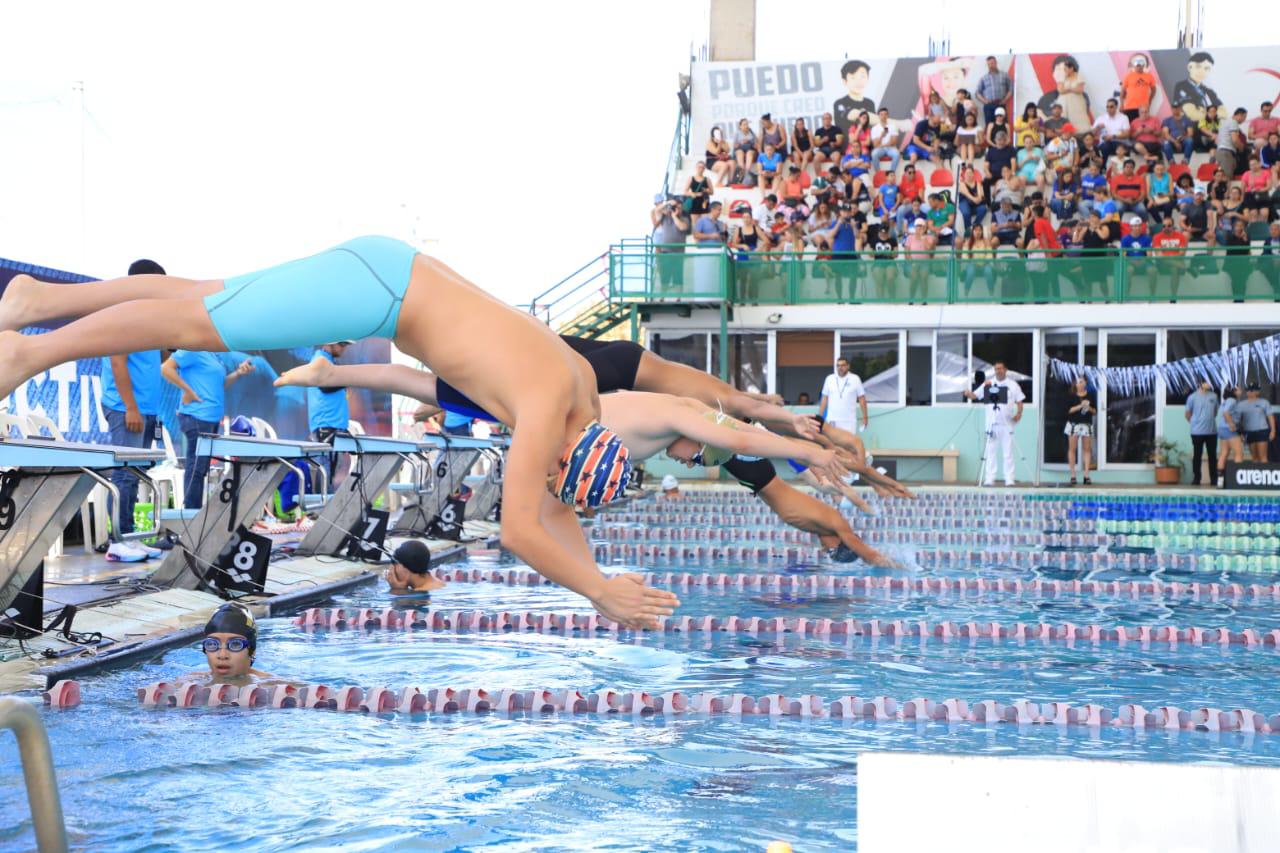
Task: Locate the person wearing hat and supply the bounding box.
[160,349,256,511]
[189,603,273,684]
[1236,383,1277,463]
[659,474,681,499]
[1120,216,1151,256]
[385,540,445,595]
[1120,55,1156,122]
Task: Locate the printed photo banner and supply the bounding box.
[690,45,1280,150]
[1048,334,1280,398]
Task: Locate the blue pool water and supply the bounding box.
[4,490,1280,851]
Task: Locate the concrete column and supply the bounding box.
[709,0,755,61]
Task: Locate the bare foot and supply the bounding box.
[0,275,42,332]
[0,330,33,401]
[273,355,335,388]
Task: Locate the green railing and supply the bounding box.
[608,245,1280,304]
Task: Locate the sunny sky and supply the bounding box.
[1,0,1277,304]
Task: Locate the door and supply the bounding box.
[1042,328,1098,467]
[1099,330,1158,468]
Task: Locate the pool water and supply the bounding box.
[4,490,1280,851]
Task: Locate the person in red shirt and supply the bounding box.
[1108,159,1149,220]
[898,164,926,206]
[1029,203,1061,255]
[1121,56,1156,121]
[1152,215,1188,299]
[1130,105,1163,166]
[1248,101,1280,149]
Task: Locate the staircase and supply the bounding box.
[524,251,627,341]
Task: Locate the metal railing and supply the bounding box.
[607,244,1280,305]
[0,698,68,853]
[522,252,611,331]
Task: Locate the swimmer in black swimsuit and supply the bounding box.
[721,456,894,566]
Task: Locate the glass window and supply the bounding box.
[839,331,900,404]
[650,332,707,372]
[1165,329,1223,405]
[710,333,768,393]
[1043,332,1080,465]
[1105,333,1156,464]
[905,344,932,406]
[1228,329,1280,404]
[934,332,968,403]
[972,332,1034,403]
[777,331,833,406]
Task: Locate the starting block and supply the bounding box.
[396,435,501,538]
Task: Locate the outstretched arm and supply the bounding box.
[500,403,678,629]
[667,404,847,483]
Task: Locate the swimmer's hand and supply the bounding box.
[803,447,849,486]
[792,413,822,440]
[588,573,679,630]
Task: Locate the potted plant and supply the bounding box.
[1150,437,1186,485]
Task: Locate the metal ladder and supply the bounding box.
[0,698,68,852]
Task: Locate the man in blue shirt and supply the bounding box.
[99,259,165,558]
[1120,216,1152,256]
[693,202,726,245]
[1161,104,1195,162]
[162,350,254,508]
[306,341,353,488]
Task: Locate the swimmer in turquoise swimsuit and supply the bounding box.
[0,237,678,630]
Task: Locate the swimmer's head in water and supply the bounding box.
[203,603,257,676]
[692,409,738,467]
[551,421,632,509]
[392,540,432,575]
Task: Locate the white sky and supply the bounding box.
[1,0,1276,304]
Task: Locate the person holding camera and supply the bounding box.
[651,193,691,291]
[963,360,1025,486]
[1065,375,1095,485]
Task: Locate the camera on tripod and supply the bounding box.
[972,370,1008,407]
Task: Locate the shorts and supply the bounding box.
[1245,429,1271,444]
[205,236,417,351]
[1063,422,1093,438]
[1217,428,1238,441]
[722,456,777,494]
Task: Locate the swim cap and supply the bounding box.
[204,603,256,655]
[661,474,679,491]
[694,409,738,467]
[551,421,632,509]
[393,540,432,575]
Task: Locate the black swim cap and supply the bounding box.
[393,541,432,575]
[204,603,257,655]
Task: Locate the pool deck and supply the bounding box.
[0,520,501,693]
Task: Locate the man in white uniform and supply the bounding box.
[964,361,1025,486]
[819,357,868,434]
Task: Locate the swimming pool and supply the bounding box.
[4,488,1280,851]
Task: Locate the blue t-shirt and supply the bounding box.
[173,350,231,424]
[876,185,899,215]
[1080,173,1107,196]
[1161,115,1193,138]
[759,151,782,174]
[99,352,162,415]
[1236,398,1274,433]
[1217,397,1238,432]
[1184,390,1217,435]
[1120,233,1151,256]
[694,216,724,244]
[1099,199,1119,219]
[306,349,350,432]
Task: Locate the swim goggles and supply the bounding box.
[201,637,251,653]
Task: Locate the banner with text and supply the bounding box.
[691,45,1280,151]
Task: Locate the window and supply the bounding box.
[650,332,706,372]
[972,332,1034,403]
[934,332,968,403]
[1228,329,1280,404]
[1105,333,1156,464]
[1165,329,1223,405]
[708,333,768,392]
[906,344,932,406]
[777,331,833,406]
[839,331,900,404]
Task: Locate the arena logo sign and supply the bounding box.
[1224,462,1280,491]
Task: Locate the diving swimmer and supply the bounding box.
[0,236,677,629]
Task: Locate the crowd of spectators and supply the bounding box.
[654,55,1280,271]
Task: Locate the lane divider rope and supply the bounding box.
[290,607,1280,651]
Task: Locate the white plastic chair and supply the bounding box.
[24,413,63,440]
[249,417,278,439]
[146,425,185,513]
[0,413,29,438]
